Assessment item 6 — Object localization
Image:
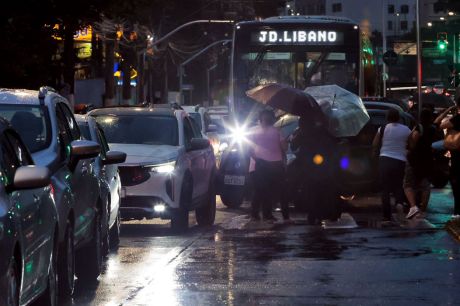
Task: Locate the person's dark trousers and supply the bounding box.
[379,156,406,220]
[279,172,290,220]
[450,164,460,215]
[250,171,261,218]
[253,159,284,219]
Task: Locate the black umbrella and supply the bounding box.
[246,83,323,117]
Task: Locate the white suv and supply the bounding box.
[89,106,217,231]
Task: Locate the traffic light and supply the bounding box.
[437,32,448,52]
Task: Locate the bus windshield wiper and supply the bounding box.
[304,52,328,87]
[249,46,270,77]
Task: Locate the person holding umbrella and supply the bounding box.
[247,109,288,222]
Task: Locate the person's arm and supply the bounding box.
[372,127,382,150]
[434,106,456,128]
[407,129,420,151]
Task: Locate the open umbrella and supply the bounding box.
[304,85,370,137]
[246,83,323,117]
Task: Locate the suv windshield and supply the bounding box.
[0,105,51,153]
[94,115,178,146]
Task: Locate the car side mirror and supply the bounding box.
[103,151,127,165]
[190,138,210,151]
[12,166,51,191]
[69,140,101,171]
[206,124,218,133]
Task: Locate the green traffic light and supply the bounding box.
[438,40,447,51]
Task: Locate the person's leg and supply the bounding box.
[380,157,392,220]
[280,169,290,220]
[393,159,407,206]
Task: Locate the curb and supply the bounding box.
[446,220,460,241]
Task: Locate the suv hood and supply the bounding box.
[109,143,182,165]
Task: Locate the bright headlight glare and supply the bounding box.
[146,161,176,173]
[229,126,248,144]
[219,142,229,152]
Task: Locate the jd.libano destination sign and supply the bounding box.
[251,30,344,45]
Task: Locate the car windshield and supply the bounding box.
[94,115,178,146]
[0,104,51,153]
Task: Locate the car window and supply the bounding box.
[5,131,32,166]
[56,105,73,161]
[96,127,109,158]
[188,117,202,138]
[0,104,51,153]
[95,115,178,146]
[58,103,81,140]
[189,113,202,131]
[183,118,195,150]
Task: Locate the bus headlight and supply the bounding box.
[219,142,229,152]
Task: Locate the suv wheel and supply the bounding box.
[171,176,192,232]
[6,256,19,306]
[220,190,244,208]
[109,211,121,250]
[76,212,102,282]
[196,179,216,226]
[58,220,75,298]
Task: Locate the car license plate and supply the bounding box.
[224,175,245,186]
[120,187,126,198]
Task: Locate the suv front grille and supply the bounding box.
[119,166,150,186]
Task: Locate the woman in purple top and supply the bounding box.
[248,110,287,222]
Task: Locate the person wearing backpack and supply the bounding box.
[372,109,411,224]
[404,109,437,219]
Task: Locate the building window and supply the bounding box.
[400,20,408,30]
[388,4,395,14]
[388,21,393,30]
[401,5,409,14]
[332,3,342,13]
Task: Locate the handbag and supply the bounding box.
[444,128,460,150]
[372,124,387,158]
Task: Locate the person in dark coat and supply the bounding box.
[290,114,341,224]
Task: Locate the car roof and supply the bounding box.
[0,88,66,106]
[88,107,177,117]
[363,101,404,113]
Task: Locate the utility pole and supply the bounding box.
[382,0,387,97]
[416,0,423,118]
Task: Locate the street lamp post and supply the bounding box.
[178,39,231,104]
[382,0,387,97]
[416,0,423,118]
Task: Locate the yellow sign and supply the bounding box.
[76,43,92,59]
[74,26,92,42]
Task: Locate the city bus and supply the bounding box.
[217,16,363,208]
[229,15,363,121]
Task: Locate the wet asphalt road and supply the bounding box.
[60,187,460,306]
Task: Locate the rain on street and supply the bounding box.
[65,188,460,306]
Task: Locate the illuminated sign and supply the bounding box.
[251,30,343,45]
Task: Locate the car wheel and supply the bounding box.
[58,220,75,298]
[220,190,244,208]
[171,176,192,232]
[37,240,58,306]
[196,179,216,226]
[6,256,19,306]
[109,211,121,250]
[76,212,102,282]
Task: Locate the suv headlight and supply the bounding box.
[145,161,176,173]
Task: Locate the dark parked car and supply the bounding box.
[0,118,58,306]
[76,115,126,252]
[0,87,102,299]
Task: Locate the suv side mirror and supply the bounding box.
[190,138,210,151]
[12,166,51,190]
[103,151,127,165]
[69,140,101,171]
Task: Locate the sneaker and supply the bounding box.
[406,206,420,219]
